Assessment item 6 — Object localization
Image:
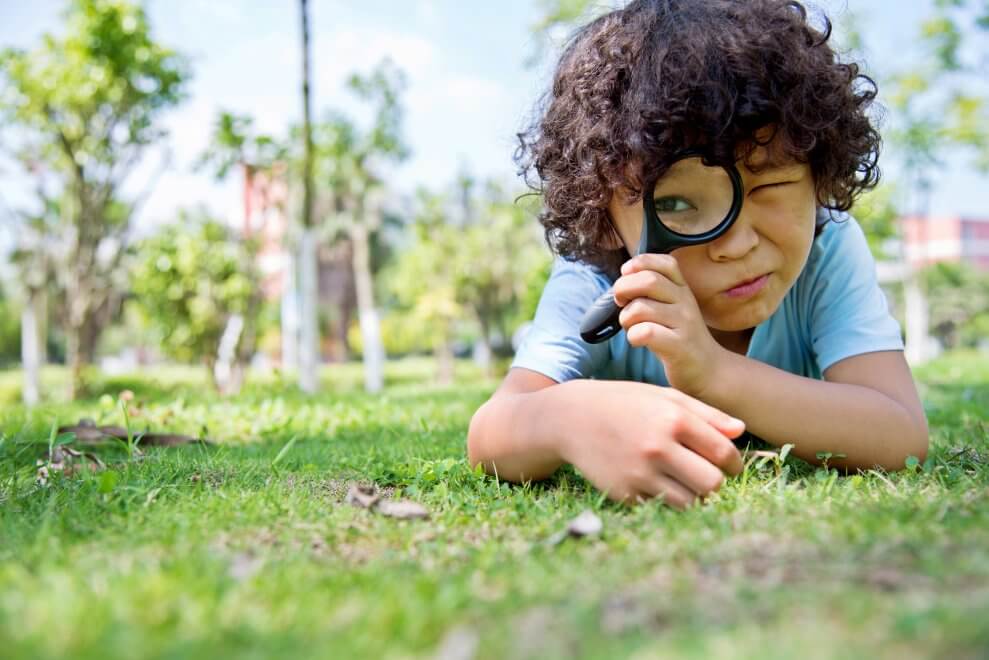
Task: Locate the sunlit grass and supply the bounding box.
[0,353,987,659]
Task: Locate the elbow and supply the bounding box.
[886,414,930,472]
[465,399,493,470]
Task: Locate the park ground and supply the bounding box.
[0,353,987,659]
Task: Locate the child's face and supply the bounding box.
[608,145,817,333]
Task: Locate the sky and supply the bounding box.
[0,0,987,235]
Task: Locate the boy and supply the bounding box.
[467,0,929,507]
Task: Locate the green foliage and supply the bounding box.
[0,0,188,170]
[0,292,22,367]
[883,0,989,200]
[851,184,900,259]
[383,185,551,352]
[306,58,409,234]
[129,211,261,369]
[527,0,600,65]
[920,261,989,349]
[197,111,286,180]
[0,0,190,397]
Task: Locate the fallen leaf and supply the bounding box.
[345,483,381,509]
[57,422,205,446]
[376,499,430,520]
[36,444,106,484]
[344,482,430,520]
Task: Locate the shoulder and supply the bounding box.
[806,209,874,272]
[797,209,877,302]
[539,257,615,304]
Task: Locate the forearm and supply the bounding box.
[467,382,584,483]
[701,352,928,471]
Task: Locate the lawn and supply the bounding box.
[1,353,987,659]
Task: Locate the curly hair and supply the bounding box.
[515,0,882,274]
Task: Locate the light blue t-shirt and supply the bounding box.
[512,213,904,385]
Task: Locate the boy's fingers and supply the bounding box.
[675,412,745,477]
[622,253,687,286]
[614,270,681,307]
[660,443,728,496]
[637,473,697,510]
[662,387,746,438]
[658,390,745,476]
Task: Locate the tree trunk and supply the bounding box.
[298,229,320,392]
[474,317,493,378]
[905,273,934,363]
[281,248,300,371]
[351,222,384,392]
[67,321,85,401]
[435,321,455,386]
[21,292,42,406]
[214,313,245,395]
[297,0,320,393]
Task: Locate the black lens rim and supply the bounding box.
[638,149,745,255]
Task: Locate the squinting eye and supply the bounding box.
[654,196,695,213]
[754,181,793,193]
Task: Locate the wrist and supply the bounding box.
[692,345,739,407]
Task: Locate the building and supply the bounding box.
[900,214,989,271]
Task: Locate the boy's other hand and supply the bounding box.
[558,380,745,508]
[614,254,726,398]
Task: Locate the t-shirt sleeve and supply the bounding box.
[510,258,612,382]
[806,216,905,372]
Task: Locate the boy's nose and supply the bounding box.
[706,209,759,262]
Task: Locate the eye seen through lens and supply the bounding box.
[651,157,735,236]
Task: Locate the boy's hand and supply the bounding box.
[614,253,727,398]
[557,380,745,508]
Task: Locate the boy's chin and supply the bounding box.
[706,301,781,333]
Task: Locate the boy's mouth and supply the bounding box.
[723,273,770,298]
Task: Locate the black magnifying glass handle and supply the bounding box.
[579,289,622,343]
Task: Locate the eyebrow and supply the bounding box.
[746,163,806,177]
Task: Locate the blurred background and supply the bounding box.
[0,0,986,404]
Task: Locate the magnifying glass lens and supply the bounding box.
[651,156,735,236]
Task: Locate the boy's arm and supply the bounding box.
[467,368,566,482]
[467,367,747,506]
[700,349,928,470]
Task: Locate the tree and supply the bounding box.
[920,261,989,350]
[385,189,466,384]
[385,182,550,381]
[130,211,262,393]
[452,185,549,375]
[7,186,58,405]
[312,60,409,393]
[0,0,188,398]
[197,110,291,372]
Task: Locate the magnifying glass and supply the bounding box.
[579,152,744,344]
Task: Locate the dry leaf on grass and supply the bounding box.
[344,482,430,520]
[58,421,206,446]
[36,445,107,485]
[376,499,429,520]
[345,483,382,509]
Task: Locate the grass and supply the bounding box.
[0,353,987,659]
